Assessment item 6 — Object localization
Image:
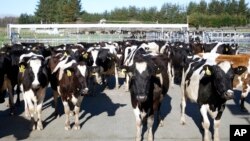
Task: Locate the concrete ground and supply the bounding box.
[0,81,250,141]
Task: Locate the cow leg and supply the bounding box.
[240,92,248,112]
[23,92,30,117]
[73,106,80,130]
[200,105,210,141]
[213,119,220,141]
[6,79,15,115]
[134,106,142,141]
[158,103,164,127]
[180,95,186,125]
[0,90,6,103]
[125,75,129,91]
[53,90,59,117]
[63,101,71,130]
[114,64,119,89]
[147,115,154,141]
[36,102,44,130]
[15,85,21,106]
[36,88,46,130]
[26,93,36,130]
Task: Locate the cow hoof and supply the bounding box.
[135,137,141,141]
[73,124,80,130]
[9,111,15,116]
[180,117,186,125]
[64,126,71,130]
[32,125,36,130]
[148,138,153,141]
[159,120,164,127]
[70,112,74,116]
[37,122,43,130]
[37,125,43,131]
[180,120,186,125]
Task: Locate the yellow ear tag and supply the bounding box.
[19,65,25,73]
[205,66,211,76]
[83,53,88,59]
[121,69,126,75]
[225,48,228,52]
[67,70,72,77]
[64,52,68,56]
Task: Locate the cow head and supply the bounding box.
[123,54,157,103]
[62,62,89,96]
[220,43,238,55]
[87,48,116,84]
[19,53,48,90]
[201,63,245,100]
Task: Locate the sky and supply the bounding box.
[0,0,249,17]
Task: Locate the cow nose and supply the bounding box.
[136,95,147,102]
[80,88,89,96]
[32,83,40,89]
[91,67,98,73]
[224,90,234,100]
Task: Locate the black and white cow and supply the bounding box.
[86,46,119,93]
[18,52,49,130]
[190,42,238,55]
[51,55,88,130]
[0,48,15,114]
[124,53,170,141]
[180,54,245,141]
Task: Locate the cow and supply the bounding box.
[51,55,89,130]
[123,53,170,141]
[0,47,15,115]
[18,52,49,130]
[190,42,238,55]
[200,53,250,112]
[86,46,119,94]
[180,54,246,141]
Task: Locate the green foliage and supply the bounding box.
[35,0,82,23]
[17,0,250,28]
[19,13,37,24]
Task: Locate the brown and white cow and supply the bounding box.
[51,55,88,130]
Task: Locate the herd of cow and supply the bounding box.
[0,40,249,141]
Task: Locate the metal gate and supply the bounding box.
[7,24,189,45]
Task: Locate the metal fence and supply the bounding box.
[7,24,189,45]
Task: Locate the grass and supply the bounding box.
[0,27,9,45]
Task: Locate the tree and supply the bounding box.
[238,0,247,15]
[208,0,224,15]
[187,2,198,15]
[198,0,208,14]
[35,0,82,23]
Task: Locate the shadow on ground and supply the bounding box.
[0,100,32,140]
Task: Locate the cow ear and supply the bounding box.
[120,66,133,74]
[155,67,161,74]
[19,62,27,73]
[64,68,75,77]
[233,66,247,75]
[20,56,31,64]
[203,65,213,76]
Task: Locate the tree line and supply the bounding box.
[1,0,249,28]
